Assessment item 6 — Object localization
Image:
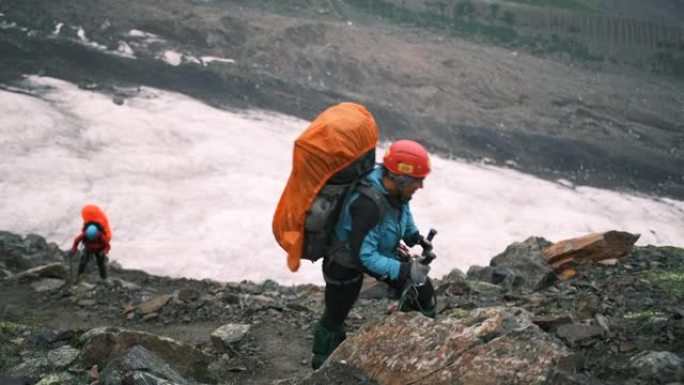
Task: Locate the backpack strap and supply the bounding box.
[327,181,388,269]
[355,181,387,221]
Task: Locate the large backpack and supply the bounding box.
[81,204,112,242]
[272,102,379,272]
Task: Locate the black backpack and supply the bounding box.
[302,149,381,261]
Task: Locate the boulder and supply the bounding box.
[543,231,640,280]
[631,351,683,383]
[329,306,572,385]
[99,345,190,385]
[15,263,67,280]
[79,327,212,383]
[0,232,65,273]
[5,357,50,383]
[468,237,556,293]
[30,278,65,293]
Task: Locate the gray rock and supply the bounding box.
[488,237,556,293]
[16,263,67,280]
[631,351,683,382]
[210,323,250,350]
[100,345,189,385]
[556,324,605,346]
[0,375,29,385]
[47,345,80,368]
[110,278,140,290]
[6,357,50,383]
[80,327,212,383]
[30,278,65,293]
[35,373,78,385]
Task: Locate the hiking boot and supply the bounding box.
[311,322,346,370]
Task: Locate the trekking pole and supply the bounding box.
[419,228,438,265]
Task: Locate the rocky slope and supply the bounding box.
[0,0,682,198]
[0,231,682,384]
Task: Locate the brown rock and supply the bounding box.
[177,287,201,302]
[543,231,639,280]
[88,365,98,382]
[619,341,637,352]
[532,315,573,332]
[137,294,172,314]
[359,275,392,299]
[329,307,572,385]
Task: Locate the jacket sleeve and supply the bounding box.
[358,227,403,281]
[349,195,402,280]
[70,233,84,253]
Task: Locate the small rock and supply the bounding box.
[595,314,610,332]
[30,278,65,292]
[211,323,250,350]
[619,341,637,353]
[89,364,98,382]
[556,324,605,346]
[137,294,172,314]
[47,345,80,367]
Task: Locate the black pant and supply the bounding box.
[320,260,435,331]
[77,251,107,279]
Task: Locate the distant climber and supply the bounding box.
[69,204,112,282]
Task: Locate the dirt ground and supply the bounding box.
[0,268,318,384]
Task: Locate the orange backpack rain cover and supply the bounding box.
[272,102,379,272]
[81,204,112,242]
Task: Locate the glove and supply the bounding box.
[421,250,437,265]
[409,261,430,285]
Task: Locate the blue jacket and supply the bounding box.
[334,167,419,281]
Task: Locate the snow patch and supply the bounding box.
[201,56,236,66]
[117,41,135,58]
[1,76,683,285]
[159,50,183,66]
[53,22,63,36]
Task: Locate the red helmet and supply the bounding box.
[383,139,431,178]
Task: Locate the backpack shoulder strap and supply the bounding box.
[355,181,387,221]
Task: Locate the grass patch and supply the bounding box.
[447,308,472,320]
[646,270,684,297]
[538,300,565,315]
[0,343,18,373]
[345,0,602,63]
[0,321,30,334]
[468,280,503,293]
[501,0,602,13]
[624,310,667,320]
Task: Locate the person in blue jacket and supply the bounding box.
[311,139,436,369]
